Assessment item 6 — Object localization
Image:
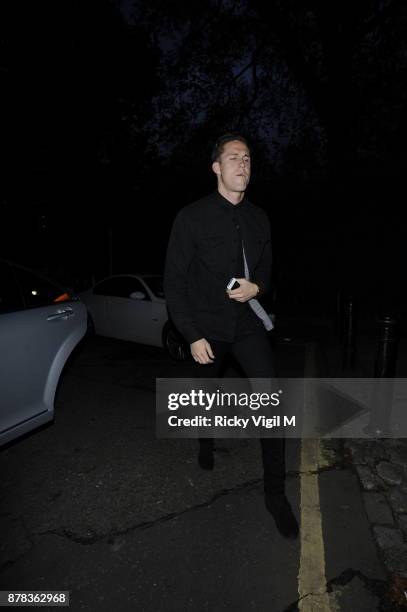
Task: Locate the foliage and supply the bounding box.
[123,0,407,180]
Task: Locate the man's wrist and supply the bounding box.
[252,283,260,297]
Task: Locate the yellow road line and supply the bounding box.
[298,344,334,611]
[298,438,332,611]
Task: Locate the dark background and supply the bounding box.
[1,0,406,318]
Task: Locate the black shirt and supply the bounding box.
[164,190,272,343]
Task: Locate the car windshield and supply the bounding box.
[143,276,164,298]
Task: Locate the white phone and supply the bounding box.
[227,278,240,290]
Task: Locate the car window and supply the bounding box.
[142,276,164,298]
[0,262,24,313]
[13,266,70,309]
[93,276,149,299]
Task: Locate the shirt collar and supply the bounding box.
[215,190,247,210]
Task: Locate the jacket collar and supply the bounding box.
[215,190,248,210]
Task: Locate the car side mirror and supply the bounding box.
[130,291,146,300]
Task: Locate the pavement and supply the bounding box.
[0,314,406,611]
[333,319,407,610]
[276,313,407,609]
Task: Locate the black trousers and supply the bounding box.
[191,328,285,495]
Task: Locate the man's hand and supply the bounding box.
[227,278,258,302]
[190,338,215,364]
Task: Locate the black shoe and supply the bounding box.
[198,447,214,470]
[265,493,299,539]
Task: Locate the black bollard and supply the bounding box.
[365,316,399,437]
[374,316,399,378]
[342,296,357,370]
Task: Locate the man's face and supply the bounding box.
[212,140,251,194]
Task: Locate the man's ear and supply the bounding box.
[212,161,220,176]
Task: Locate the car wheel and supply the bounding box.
[162,322,190,361]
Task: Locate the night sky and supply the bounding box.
[1,0,406,317]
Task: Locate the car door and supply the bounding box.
[0,262,86,445]
[103,276,156,344]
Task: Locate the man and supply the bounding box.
[164,133,298,538]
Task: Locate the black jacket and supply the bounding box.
[164,191,272,343]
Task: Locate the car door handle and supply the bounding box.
[47,307,75,321]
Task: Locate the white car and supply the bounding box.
[0,260,87,446]
[79,274,189,361]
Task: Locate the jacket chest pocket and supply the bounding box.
[199,235,226,259]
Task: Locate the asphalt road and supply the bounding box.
[0,336,388,611]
